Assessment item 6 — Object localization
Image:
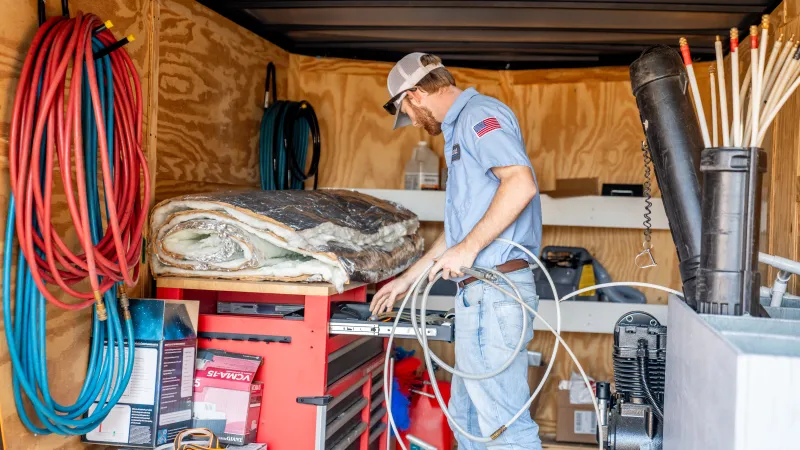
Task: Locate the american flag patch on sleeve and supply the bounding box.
[472,117,501,138]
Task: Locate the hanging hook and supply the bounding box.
[635,241,658,269]
[264,62,277,108]
[38,0,46,26]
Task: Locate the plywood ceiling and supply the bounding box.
[197,0,781,69]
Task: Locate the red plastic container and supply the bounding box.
[399,378,454,450]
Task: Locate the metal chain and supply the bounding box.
[641,140,654,246]
[636,140,657,268]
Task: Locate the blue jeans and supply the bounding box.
[448,268,542,450]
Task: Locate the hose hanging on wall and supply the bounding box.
[3,7,148,435]
[259,62,321,190]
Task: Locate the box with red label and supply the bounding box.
[193,349,263,446]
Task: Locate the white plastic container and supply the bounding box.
[404,141,439,190]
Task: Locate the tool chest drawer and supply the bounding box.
[320,354,387,450]
[328,304,455,342]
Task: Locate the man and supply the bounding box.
[370,52,543,449]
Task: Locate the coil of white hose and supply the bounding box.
[383,238,684,450]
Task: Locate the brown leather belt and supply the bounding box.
[457,259,530,289]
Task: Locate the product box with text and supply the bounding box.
[193,349,263,445]
[83,298,199,448]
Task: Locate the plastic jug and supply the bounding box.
[404,141,440,190]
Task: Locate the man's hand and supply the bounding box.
[430,242,479,282]
[370,275,414,315]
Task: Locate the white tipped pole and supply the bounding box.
[715,36,730,146]
[759,15,770,91]
[758,72,800,146]
[762,46,800,123]
[751,26,761,147]
[761,33,784,99]
[710,65,719,147]
[763,38,796,105]
[739,65,752,145]
[680,38,712,148]
[731,28,741,146]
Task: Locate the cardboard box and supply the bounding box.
[193,349,264,446]
[527,364,546,419]
[84,299,199,448]
[555,390,598,444]
[541,177,600,198]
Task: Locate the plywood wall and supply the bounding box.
[762,1,800,292]
[154,0,289,203]
[1,0,798,447]
[289,53,684,303]
[0,1,288,448]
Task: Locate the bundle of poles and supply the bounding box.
[680,14,800,149]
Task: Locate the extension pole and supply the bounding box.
[759,16,770,92]
[760,34,783,100]
[739,65,752,145]
[731,28,741,146]
[751,26,761,147]
[715,36,730,146]
[762,45,800,124]
[680,37,712,148]
[710,65,719,147]
[762,37,796,114]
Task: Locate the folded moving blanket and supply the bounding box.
[150,190,423,292]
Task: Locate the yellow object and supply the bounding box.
[127,34,136,42]
[578,262,596,297]
[105,20,114,29]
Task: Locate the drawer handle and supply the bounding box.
[198,332,291,343]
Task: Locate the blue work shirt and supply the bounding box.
[442,87,542,268]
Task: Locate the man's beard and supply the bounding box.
[408,102,442,136]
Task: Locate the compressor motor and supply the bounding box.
[599,312,666,450]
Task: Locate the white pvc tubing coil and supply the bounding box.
[383,238,684,450]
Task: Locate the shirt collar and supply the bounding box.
[443,88,479,126]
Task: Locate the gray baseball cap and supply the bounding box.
[384,52,444,130]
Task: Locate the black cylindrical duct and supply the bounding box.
[697,147,766,316]
[630,46,704,308]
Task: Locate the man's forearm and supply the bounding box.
[403,233,446,279]
[461,171,536,255]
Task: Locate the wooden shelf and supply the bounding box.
[155,277,365,296]
[346,189,669,230]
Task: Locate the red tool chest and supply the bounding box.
[156,278,391,450]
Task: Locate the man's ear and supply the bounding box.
[407,89,425,105]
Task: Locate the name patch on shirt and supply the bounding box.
[451,144,461,162]
[473,117,501,138]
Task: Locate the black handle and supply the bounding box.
[198,331,291,344]
[265,62,277,107]
[297,395,333,406]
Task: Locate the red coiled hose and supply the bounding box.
[8,12,150,310]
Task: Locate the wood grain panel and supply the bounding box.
[0,1,153,448]
[156,0,289,191]
[766,12,800,293]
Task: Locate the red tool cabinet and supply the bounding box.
[157,278,392,450]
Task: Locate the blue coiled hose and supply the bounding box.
[2,32,135,436]
[259,62,321,190]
